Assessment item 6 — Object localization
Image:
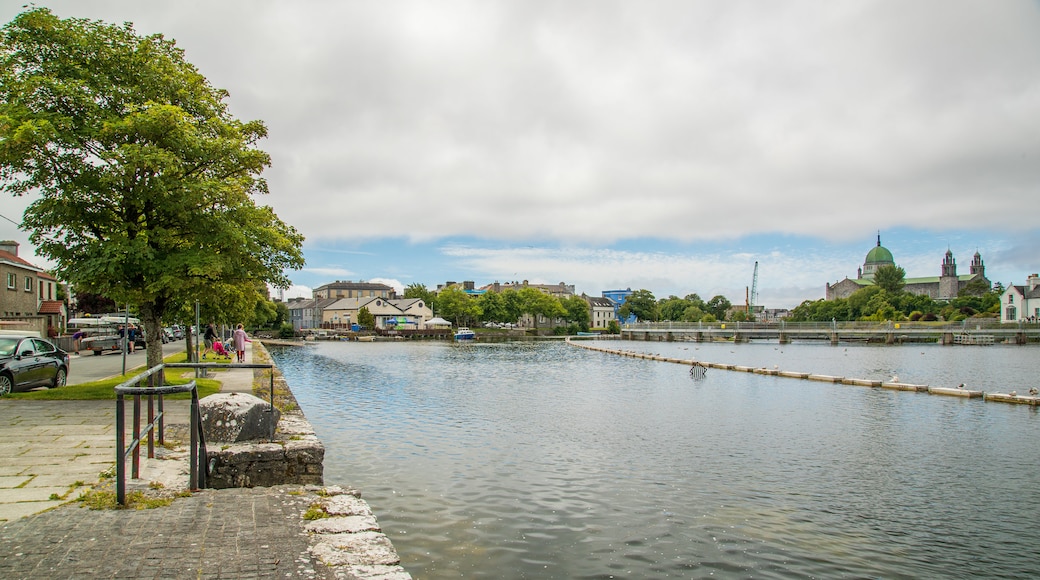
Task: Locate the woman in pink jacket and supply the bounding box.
[232,323,250,363]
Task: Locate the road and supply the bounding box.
[66,339,191,384]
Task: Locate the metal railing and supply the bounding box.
[114,365,206,506]
[113,361,278,505]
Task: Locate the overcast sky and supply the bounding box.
[2,1,1039,308]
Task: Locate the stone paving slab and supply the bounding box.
[0,484,412,579]
[0,486,337,578]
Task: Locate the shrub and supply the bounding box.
[278,323,296,339]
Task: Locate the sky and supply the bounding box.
[1,1,1039,309]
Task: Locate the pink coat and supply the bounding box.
[232,328,250,351]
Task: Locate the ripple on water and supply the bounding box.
[269,340,1040,579]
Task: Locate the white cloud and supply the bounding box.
[3,1,1038,309]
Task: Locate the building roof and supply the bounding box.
[905,274,981,285]
[584,296,616,307]
[39,300,64,315]
[0,250,43,272]
[314,280,393,291]
[864,237,894,266]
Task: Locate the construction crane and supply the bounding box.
[746,261,759,316]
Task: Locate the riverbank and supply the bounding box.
[0,340,413,579]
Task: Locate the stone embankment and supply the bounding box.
[215,341,412,579]
[567,338,1039,406]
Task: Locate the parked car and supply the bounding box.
[0,336,70,395]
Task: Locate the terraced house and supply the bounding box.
[0,241,65,336]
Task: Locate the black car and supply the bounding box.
[0,335,70,395]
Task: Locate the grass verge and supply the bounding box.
[6,351,222,400]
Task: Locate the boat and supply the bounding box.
[454,327,476,341]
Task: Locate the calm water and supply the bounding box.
[269,339,1040,579]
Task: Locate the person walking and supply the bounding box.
[127,324,137,353]
[203,322,217,359]
[232,323,250,363]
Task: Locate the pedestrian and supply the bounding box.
[232,323,250,363]
[127,324,136,353]
[203,322,217,359]
[71,329,85,353]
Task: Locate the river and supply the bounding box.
[267,339,1040,579]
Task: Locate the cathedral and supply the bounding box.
[825,235,990,301]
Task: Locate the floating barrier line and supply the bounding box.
[565,338,1035,406]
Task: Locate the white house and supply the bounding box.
[1000,274,1040,323]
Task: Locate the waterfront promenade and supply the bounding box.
[0,340,411,579]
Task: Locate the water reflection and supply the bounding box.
[270,340,1040,579]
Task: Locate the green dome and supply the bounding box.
[865,244,894,265]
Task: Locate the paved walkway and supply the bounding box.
[0,342,410,578]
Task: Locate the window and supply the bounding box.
[32,339,55,354]
[24,276,32,292]
[1006,306,1017,320]
[6,273,14,289]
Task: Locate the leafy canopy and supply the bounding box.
[0,9,304,367]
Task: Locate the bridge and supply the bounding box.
[619,320,1040,345]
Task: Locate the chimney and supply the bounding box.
[1028,274,1040,291]
[0,240,18,256]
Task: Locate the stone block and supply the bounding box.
[199,392,280,442]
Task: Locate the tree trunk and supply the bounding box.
[139,303,165,385]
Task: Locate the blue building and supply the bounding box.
[602,289,637,324]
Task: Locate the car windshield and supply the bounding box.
[0,338,20,357]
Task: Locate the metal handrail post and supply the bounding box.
[132,394,141,479]
[116,393,126,505]
[269,369,275,439]
[189,388,199,490]
[146,391,155,459]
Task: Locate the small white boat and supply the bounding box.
[454,327,476,340]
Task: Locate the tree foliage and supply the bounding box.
[872,265,906,293]
[705,295,732,321]
[436,286,481,327]
[789,283,1000,323]
[560,295,591,331]
[356,306,374,328]
[403,283,435,306]
[619,289,658,322]
[0,9,304,369]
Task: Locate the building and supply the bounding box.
[602,289,637,324]
[322,297,433,330]
[1000,274,1040,323]
[0,241,66,336]
[312,280,395,300]
[438,281,484,296]
[583,294,617,329]
[480,280,575,298]
[826,236,990,301]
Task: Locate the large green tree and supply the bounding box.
[0,9,304,371]
[872,265,906,294]
[620,289,658,322]
[560,295,591,331]
[436,286,481,327]
[705,295,732,321]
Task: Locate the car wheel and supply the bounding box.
[0,374,12,396]
[53,367,67,388]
